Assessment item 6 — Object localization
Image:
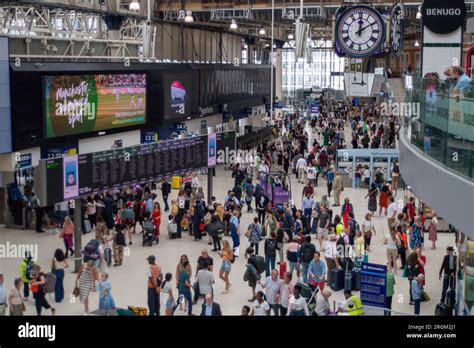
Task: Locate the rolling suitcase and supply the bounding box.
[83,218,92,234]
[330,268,345,291]
[104,247,112,267]
[344,269,352,292]
[279,261,287,279]
[351,268,361,291]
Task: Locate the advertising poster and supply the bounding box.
[208,133,216,167]
[164,73,192,121]
[44,74,147,138]
[63,155,79,200]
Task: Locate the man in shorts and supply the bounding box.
[317,206,331,250]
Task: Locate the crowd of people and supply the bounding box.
[0,98,464,317]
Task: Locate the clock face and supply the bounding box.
[390,5,404,58]
[336,5,385,58]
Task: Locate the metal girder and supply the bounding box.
[0,4,151,61]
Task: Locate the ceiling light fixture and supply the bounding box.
[288,33,294,40]
[259,28,266,35]
[184,10,194,23]
[129,0,140,11]
[230,19,238,30]
[414,40,420,47]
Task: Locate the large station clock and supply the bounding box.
[335,5,386,59]
[390,4,404,58]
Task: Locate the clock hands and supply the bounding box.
[357,23,374,36]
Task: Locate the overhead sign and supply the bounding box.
[15,153,32,169]
[421,0,466,35]
[360,262,387,308]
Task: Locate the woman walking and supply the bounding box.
[60,216,74,258]
[152,202,162,241]
[428,213,438,250]
[76,259,98,315]
[219,240,233,294]
[30,265,55,316]
[366,184,378,216]
[52,248,69,303]
[161,273,175,316]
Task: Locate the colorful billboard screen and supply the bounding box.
[44,74,146,138]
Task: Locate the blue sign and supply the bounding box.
[310,101,320,114]
[273,101,287,109]
[360,262,387,308]
[141,130,159,144]
[41,141,78,160]
[16,153,32,169]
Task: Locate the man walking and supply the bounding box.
[146,255,162,316]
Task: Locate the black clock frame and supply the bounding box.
[390,4,405,58]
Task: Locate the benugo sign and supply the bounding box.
[421,0,466,34]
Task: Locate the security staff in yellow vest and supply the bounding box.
[337,290,364,316]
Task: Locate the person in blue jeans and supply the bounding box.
[52,249,69,303]
[411,274,424,315]
[264,232,278,277]
[178,261,193,315]
[230,211,241,257]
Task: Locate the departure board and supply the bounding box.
[41,134,219,205]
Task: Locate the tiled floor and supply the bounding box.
[0,164,453,316]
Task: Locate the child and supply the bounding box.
[113,225,126,266]
[98,272,116,315]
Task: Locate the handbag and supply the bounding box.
[421,291,430,302]
[17,289,26,312]
[73,286,80,297]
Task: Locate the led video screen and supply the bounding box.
[44,73,147,138]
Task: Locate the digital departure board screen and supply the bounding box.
[41,134,216,205]
[217,131,236,153]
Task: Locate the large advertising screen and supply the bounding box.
[164,73,192,121]
[44,73,147,138]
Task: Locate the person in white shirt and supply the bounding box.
[296,157,307,183]
[387,196,397,231]
[278,272,293,316]
[306,164,316,186]
[251,291,270,316]
[191,174,200,194]
[287,285,309,316]
[258,161,269,175]
[315,288,332,316]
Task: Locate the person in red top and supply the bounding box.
[406,197,416,224]
[415,247,426,285]
[152,202,162,238]
[302,183,314,200]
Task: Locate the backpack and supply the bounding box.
[25,260,35,280]
[115,231,126,246]
[299,243,315,263]
[254,255,265,274]
[44,272,57,294]
[265,239,278,256]
[83,239,100,261]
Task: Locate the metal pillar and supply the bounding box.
[73,198,82,273]
[207,167,214,204]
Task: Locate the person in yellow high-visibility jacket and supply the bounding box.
[338,290,364,316]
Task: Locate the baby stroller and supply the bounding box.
[296,281,319,315]
[142,213,157,247]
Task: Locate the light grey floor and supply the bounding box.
[0,164,452,316]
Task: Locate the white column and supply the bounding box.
[275,48,283,101]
